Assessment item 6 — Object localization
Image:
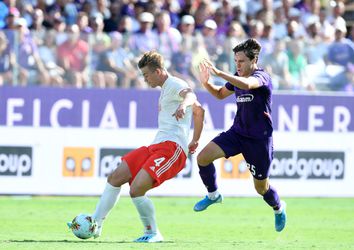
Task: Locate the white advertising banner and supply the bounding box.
[0,127,353,197]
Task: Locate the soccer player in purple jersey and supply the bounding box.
[194,38,286,232]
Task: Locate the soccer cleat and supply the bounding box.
[133,232,164,243]
[93,225,102,239]
[193,194,223,212]
[275,200,287,232]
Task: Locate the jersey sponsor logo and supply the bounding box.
[98,148,132,177]
[0,146,32,176]
[62,147,95,177]
[270,151,345,179]
[236,94,254,103]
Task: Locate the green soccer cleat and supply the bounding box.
[193,194,223,212]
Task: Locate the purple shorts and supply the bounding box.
[212,128,273,180]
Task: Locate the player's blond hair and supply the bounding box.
[138,51,164,71]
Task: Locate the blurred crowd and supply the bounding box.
[0,0,353,92]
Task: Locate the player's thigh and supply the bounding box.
[242,137,273,180]
[108,160,132,187]
[197,141,225,166]
[130,168,154,197]
[123,145,151,177]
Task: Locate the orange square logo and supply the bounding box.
[62,147,95,177]
[220,153,251,179]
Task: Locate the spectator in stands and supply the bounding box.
[63,0,78,25]
[200,19,220,59]
[287,8,307,39]
[326,23,354,90]
[53,16,67,46]
[76,12,93,35]
[194,2,212,31]
[38,30,65,87]
[303,19,330,90]
[29,8,46,46]
[161,0,181,28]
[178,14,196,38]
[170,36,198,88]
[98,31,140,88]
[213,7,229,37]
[222,21,247,73]
[57,24,89,88]
[327,24,354,67]
[263,39,292,90]
[154,10,182,69]
[15,18,50,86]
[128,12,158,58]
[287,40,311,90]
[318,7,335,42]
[272,3,288,40]
[327,0,346,29]
[0,31,13,85]
[89,14,117,88]
[3,7,20,30]
[117,15,133,49]
[103,0,121,33]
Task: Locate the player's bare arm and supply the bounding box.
[203,59,260,90]
[199,61,233,100]
[188,101,204,154]
[172,88,196,121]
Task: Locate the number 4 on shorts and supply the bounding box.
[154,157,165,167]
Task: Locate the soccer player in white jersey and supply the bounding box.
[90,51,204,242]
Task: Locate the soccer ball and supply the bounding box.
[67,214,98,239]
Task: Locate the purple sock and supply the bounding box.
[263,185,281,210]
[198,163,218,192]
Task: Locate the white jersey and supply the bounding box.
[152,75,192,155]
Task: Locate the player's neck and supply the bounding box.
[160,71,169,87]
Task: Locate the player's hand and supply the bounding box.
[172,104,186,121]
[203,59,220,76]
[188,140,199,154]
[198,61,210,86]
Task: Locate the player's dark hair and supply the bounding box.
[138,51,164,71]
[233,38,262,62]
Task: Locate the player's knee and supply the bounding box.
[197,152,210,166]
[107,171,121,187]
[129,185,145,198]
[254,185,268,195]
[107,173,115,185]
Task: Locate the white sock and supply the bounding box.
[92,182,121,227]
[208,190,220,200]
[274,201,285,214]
[132,196,158,234]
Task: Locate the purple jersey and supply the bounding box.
[225,69,273,139]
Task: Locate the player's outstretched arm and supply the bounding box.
[199,60,233,100]
[203,59,259,90]
[188,101,204,154]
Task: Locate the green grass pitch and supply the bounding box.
[0,196,353,250]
